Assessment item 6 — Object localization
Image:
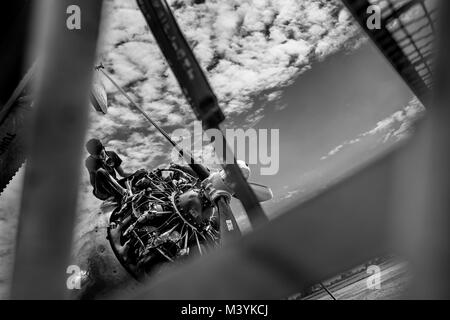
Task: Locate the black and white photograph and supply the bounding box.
[0,0,448,306]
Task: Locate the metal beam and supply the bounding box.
[10,0,103,299]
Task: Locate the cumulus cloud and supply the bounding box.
[320,97,426,160]
[92,0,364,154]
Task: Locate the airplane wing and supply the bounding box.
[0,79,32,196]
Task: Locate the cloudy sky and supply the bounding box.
[0,0,427,296]
[83,0,379,221]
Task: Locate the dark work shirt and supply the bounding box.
[85,150,122,186]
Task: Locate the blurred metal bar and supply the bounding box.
[392,0,450,299]
[10,0,103,299]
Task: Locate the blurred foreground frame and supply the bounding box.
[6,0,104,299]
[2,0,449,299]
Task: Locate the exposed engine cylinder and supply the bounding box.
[107,166,219,279]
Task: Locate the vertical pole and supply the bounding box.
[11,0,103,299]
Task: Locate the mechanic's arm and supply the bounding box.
[116,165,133,178]
[170,163,210,178]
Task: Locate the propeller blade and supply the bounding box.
[216,198,241,245]
[248,182,273,202]
[136,0,268,227]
